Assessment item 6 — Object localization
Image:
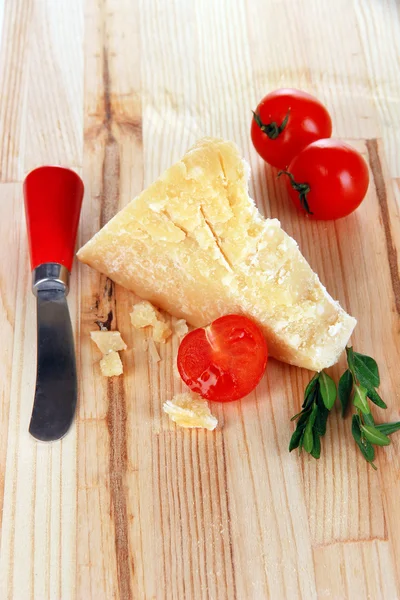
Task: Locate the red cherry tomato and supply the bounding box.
[177,315,268,402]
[251,88,332,170]
[280,138,370,220]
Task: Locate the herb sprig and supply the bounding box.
[339,347,400,469]
[290,348,400,468]
[289,371,336,459]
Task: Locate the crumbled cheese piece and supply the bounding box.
[78,137,357,371]
[163,392,218,430]
[100,351,123,376]
[130,300,160,328]
[174,319,189,337]
[148,338,161,362]
[90,330,127,354]
[130,300,172,343]
[152,320,171,343]
[90,330,127,376]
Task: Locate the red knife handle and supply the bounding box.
[24,166,84,272]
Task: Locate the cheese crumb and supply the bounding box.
[174,319,189,337]
[90,330,127,377]
[163,392,218,430]
[130,300,172,343]
[90,330,127,354]
[152,320,172,343]
[100,351,123,376]
[130,300,160,328]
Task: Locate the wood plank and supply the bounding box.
[314,541,398,600]
[23,0,83,173]
[81,1,400,598]
[79,1,143,598]
[355,0,400,178]
[296,140,396,546]
[139,1,317,597]
[0,1,83,598]
[0,0,32,182]
[0,185,24,533]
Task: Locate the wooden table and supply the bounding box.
[1,0,400,598]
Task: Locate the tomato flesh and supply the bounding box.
[177,315,268,402]
[251,88,332,170]
[283,138,370,220]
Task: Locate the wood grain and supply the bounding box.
[1,0,400,598]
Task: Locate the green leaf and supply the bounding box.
[303,427,314,453]
[310,432,321,459]
[352,415,376,465]
[314,403,329,437]
[308,402,319,429]
[298,430,305,452]
[289,428,303,452]
[346,346,356,376]
[296,410,312,430]
[353,384,370,415]
[363,412,375,427]
[339,369,353,417]
[360,424,391,447]
[302,387,317,411]
[303,404,318,453]
[290,410,304,422]
[319,371,337,410]
[303,372,319,406]
[366,387,387,409]
[353,352,380,388]
[351,413,362,435]
[376,422,400,436]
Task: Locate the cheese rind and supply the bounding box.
[78,137,356,371]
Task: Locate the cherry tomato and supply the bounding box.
[280,139,370,220]
[177,315,268,402]
[251,88,332,170]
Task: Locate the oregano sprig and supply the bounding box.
[290,348,400,468]
[289,371,336,459]
[336,347,398,469]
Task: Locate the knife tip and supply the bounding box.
[29,419,71,442]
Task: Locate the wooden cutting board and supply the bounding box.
[1,0,400,598]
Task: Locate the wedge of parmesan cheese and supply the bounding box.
[90,330,127,354]
[78,137,356,371]
[130,300,172,343]
[163,392,218,430]
[100,351,123,376]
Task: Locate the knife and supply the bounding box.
[24,166,84,441]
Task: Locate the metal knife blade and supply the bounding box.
[29,288,77,441]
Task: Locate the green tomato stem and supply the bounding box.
[252,109,290,140]
[278,170,313,215]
